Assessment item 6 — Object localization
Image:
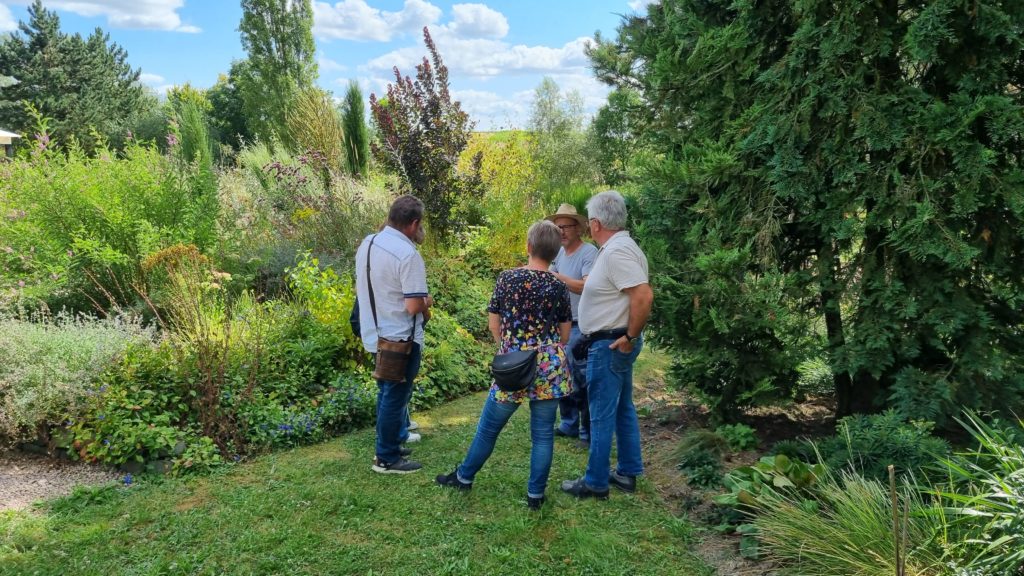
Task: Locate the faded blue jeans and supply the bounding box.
[375,343,422,464]
[457,396,558,498]
[584,336,644,490]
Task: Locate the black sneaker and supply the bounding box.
[435,470,472,490]
[526,495,545,510]
[609,470,637,493]
[560,477,609,500]
[554,427,578,438]
[372,457,422,474]
[400,447,413,457]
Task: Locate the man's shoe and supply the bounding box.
[554,426,578,438]
[372,457,422,474]
[609,470,637,493]
[560,477,609,500]
[408,420,420,431]
[399,446,413,457]
[526,495,545,510]
[575,438,591,450]
[404,432,422,444]
[435,470,472,490]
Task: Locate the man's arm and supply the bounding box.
[405,295,433,321]
[553,272,587,294]
[609,283,653,352]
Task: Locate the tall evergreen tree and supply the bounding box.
[0,0,147,150]
[238,0,317,146]
[589,0,1024,423]
[207,60,254,150]
[341,80,370,178]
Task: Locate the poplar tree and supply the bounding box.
[238,0,317,146]
[341,80,370,178]
[589,0,1024,422]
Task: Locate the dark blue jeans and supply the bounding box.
[458,396,558,498]
[557,325,590,440]
[584,336,644,490]
[375,343,421,463]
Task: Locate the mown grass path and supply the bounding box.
[1,364,710,575]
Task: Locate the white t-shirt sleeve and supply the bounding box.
[607,248,648,291]
[400,252,429,298]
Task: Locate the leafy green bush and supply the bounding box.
[0,128,220,314]
[816,410,949,482]
[794,357,833,399]
[416,308,491,408]
[427,246,494,340]
[673,429,728,489]
[716,423,758,451]
[0,312,153,445]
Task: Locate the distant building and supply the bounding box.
[0,129,20,158]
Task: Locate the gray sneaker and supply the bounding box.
[609,470,637,493]
[372,457,422,474]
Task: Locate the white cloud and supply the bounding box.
[318,56,348,73]
[628,0,658,11]
[7,0,199,32]
[313,0,441,42]
[0,4,17,32]
[139,72,166,84]
[442,3,507,39]
[364,34,592,79]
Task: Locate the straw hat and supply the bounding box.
[545,203,587,228]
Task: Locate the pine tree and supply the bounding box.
[238,0,317,146]
[589,0,1024,423]
[0,0,147,150]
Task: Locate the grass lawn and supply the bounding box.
[0,363,711,575]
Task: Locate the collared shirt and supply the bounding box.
[355,226,429,353]
[578,230,649,335]
[550,242,599,321]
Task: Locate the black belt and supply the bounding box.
[586,328,628,342]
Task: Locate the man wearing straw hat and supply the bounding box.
[546,203,599,448]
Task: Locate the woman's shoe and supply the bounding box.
[435,470,472,490]
[526,495,545,510]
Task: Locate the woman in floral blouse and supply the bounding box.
[436,220,572,510]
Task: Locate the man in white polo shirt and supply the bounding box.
[355,195,433,474]
[561,190,653,499]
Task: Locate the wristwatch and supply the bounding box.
[625,333,638,343]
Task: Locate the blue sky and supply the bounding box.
[0,1,656,130]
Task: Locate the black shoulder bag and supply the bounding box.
[490,307,553,393]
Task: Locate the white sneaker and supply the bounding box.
[405,432,422,444]
[408,420,420,431]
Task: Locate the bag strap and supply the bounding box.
[365,233,417,341]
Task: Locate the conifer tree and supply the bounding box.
[341,80,370,178]
[589,0,1024,422]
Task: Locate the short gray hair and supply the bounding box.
[586,190,627,230]
[527,220,562,263]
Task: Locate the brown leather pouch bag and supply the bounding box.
[373,338,413,383]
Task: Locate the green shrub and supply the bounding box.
[416,308,491,407]
[426,246,494,340]
[0,312,153,445]
[794,357,833,399]
[716,423,758,451]
[0,130,220,314]
[673,430,728,489]
[816,409,949,482]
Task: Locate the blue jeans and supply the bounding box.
[558,325,590,440]
[375,343,422,463]
[584,336,644,490]
[458,396,558,498]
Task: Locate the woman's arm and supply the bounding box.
[558,321,571,345]
[488,312,502,345]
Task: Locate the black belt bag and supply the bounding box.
[572,328,628,361]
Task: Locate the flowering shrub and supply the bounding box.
[0,311,153,445]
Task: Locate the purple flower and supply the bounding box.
[123,474,133,486]
[17,280,25,288]
[166,133,179,147]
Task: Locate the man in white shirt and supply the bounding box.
[355,196,433,474]
[561,190,653,499]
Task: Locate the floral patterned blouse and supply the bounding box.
[487,268,573,403]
